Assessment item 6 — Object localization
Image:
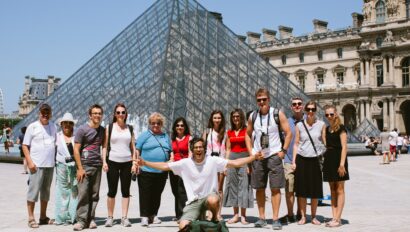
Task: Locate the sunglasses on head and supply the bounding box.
[116,111,126,115]
[306,107,317,112]
[325,113,335,117]
[292,102,302,107]
[257,98,268,103]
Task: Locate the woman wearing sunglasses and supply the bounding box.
[292,101,326,226]
[322,105,349,228]
[102,103,136,227]
[169,117,191,222]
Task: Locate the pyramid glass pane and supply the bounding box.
[14,0,311,136]
[353,118,381,138]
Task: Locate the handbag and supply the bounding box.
[301,121,326,171]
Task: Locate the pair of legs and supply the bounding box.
[4,141,9,153]
[256,188,281,221]
[297,198,320,225]
[382,151,390,163]
[106,160,132,219]
[327,181,345,227]
[137,171,167,220]
[284,163,299,220]
[27,167,54,227]
[179,194,220,230]
[169,171,188,220]
[217,173,225,220]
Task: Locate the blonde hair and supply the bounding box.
[148,112,166,127]
[324,105,341,132]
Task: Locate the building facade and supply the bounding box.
[248,0,410,134]
[18,75,61,117]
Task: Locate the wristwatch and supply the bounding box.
[281,148,287,154]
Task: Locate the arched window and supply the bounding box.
[376,0,386,23]
[402,57,410,87]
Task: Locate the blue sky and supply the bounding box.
[0,0,362,113]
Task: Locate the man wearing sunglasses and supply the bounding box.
[245,88,292,230]
[23,103,57,228]
[283,97,304,223]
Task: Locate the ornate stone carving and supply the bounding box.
[362,0,372,21]
[383,30,395,46]
[386,0,399,18]
[360,40,370,50]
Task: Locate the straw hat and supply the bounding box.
[58,112,78,125]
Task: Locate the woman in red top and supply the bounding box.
[170,117,191,222]
[223,109,254,225]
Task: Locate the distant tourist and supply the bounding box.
[2,123,12,154]
[202,110,227,220]
[54,112,78,225]
[379,127,391,164]
[223,109,253,225]
[135,112,172,226]
[365,136,379,155]
[22,103,57,228]
[322,105,350,228]
[16,126,28,174]
[102,103,136,227]
[169,117,191,222]
[404,135,410,154]
[73,104,105,231]
[136,137,263,231]
[245,88,292,230]
[389,128,398,161]
[397,133,404,156]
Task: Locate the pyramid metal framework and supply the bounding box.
[353,118,381,138]
[14,0,310,136]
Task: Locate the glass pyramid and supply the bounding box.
[14,0,310,136]
[353,118,381,139]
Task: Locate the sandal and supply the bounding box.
[240,217,250,225]
[297,217,306,225]
[227,216,239,224]
[28,219,39,228]
[39,217,55,225]
[311,217,321,225]
[327,220,341,228]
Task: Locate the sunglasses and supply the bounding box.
[62,121,74,126]
[292,102,302,107]
[116,111,126,115]
[176,124,184,128]
[325,113,335,117]
[257,98,268,103]
[306,108,317,112]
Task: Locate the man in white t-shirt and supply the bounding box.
[22,103,57,228]
[137,137,262,230]
[389,128,398,161]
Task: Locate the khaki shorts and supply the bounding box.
[251,154,285,189]
[180,193,219,222]
[27,167,54,202]
[284,163,295,193]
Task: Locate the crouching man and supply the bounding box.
[137,137,262,230]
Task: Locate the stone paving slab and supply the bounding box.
[0,155,410,232]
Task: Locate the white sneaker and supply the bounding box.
[141,217,149,227]
[152,216,162,224]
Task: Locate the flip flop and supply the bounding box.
[240,217,250,225]
[39,217,55,225]
[227,217,239,224]
[28,219,39,228]
[311,217,321,225]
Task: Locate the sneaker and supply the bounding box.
[73,223,84,231]
[105,217,114,227]
[254,219,267,228]
[287,215,296,223]
[141,217,149,227]
[272,220,282,230]
[152,216,162,224]
[121,217,131,227]
[89,220,97,229]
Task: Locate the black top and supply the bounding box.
[326,125,347,149]
[66,142,74,157]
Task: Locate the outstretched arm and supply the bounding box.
[137,157,171,171]
[226,152,262,168]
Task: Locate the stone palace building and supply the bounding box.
[247,0,410,134]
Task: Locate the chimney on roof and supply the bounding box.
[262,28,277,42]
[209,11,223,23]
[351,13,364,28]
[237,35,247,42]
[313,19,328,33]
[278,26,293,39]
[246,31,261,44]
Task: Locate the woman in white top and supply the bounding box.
[102,103,136,227]
[202,110,226,220]
[292,101,326,225]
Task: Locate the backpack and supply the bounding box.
[106,123,134,160]
[182,220,229,232]
[251,107,284,148]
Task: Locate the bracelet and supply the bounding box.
[281,148,287,154]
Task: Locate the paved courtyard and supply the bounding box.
[0,152,409,232]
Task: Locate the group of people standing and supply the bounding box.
[21,88,349,231]
[379,128,409,164]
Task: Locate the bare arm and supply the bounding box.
[73,142,86,182]
[338,131,348,177]
[292,126,300,168]
[321,124,327,147]
[225,135,231,160]
[137,157,171,171]
[102,127,109,172]
[245,117,254,156]
[22,144,36,173]
[226,154,260,168]
[278,111,292,159]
